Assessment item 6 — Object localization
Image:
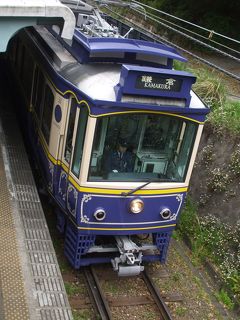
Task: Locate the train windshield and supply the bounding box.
[88,114,197,182]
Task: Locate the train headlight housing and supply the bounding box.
[130,199,144,214]
[94,209,106,221]
[160,208,171,220]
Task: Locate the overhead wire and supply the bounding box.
[101,5,240,81]
[128,7,240,64]
[132,0,240,46]
[141,9,240,58]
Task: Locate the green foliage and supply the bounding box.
[103,281,119,294]
[201,144,215,166]
[228,272,240,297]
[208,100,240,134]
[173,60,188,72]
[175,306,188,316]
[215,289,235,310]
[65,282,84,296]
[72,309,95,320]
[191,68,226,110]
[229,145,240,176]
[206,168,230,192]
[177,197,199,240]
[174,64,240,135]
[178,198,240,302]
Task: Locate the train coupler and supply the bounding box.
[111,236,144,276]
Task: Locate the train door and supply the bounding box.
[58,98,88,217]
[31,68,60,193]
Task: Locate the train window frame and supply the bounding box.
[63,98,78,165]
[88,113,198,183]
[70,104,88,178]
[41,82,54,145]
[31,65,39,111]
[33,67,45,122]
[22,50,34,105]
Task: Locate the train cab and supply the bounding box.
[88,112,197,184]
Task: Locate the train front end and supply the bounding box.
[42,28,209,275]
[58,35,209,276]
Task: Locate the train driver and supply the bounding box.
[106,139,134,173]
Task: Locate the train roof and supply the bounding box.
[59,62,206,110]
[72,29,187,65]
[38,26,186,68]
[27,26,208,113]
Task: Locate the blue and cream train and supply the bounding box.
[7,14,209,275]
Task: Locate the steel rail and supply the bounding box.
[142,270,173,320]
[84,266,112,320]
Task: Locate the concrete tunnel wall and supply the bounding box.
[0,0,76,52]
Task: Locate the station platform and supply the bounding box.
[0,60,72,319]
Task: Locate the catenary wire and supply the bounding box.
[138,8,240,58]
[132,0,240,46]
[101,6,240,81]
[128,7,240,64]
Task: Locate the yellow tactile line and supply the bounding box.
[0,151,29,320]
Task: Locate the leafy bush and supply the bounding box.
[229,145,240,176]
[178,198,240,304]
[206,168,231,192]
[191,68,226,110]
[208,100,240,134]
[216,289,235,310]
[177,197,199,240]
[174,63,240,134]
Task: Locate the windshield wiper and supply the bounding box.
[121,179,160,197]
[121,178,179,197]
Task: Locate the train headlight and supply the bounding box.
[160,208,171,220]
[130,199,144,214]
[94,209,106,221]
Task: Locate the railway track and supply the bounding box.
[83,266,174,320]
[84,266,112,320]
[142,270,173,320]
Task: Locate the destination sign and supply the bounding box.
[135,74,182,92]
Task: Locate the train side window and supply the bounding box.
[71,105,88,177]
[34,70,45,119]
[32,66,39,109]
[41,84,54,144]
[173,122,196,178]
[22,52,34,103]
[64,99,77,163]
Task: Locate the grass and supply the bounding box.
[142,310,157,320]
[208,100,240,134]
[215,289,235,310]
[171,271,182,282]
[72,309,95,320]
[192,67,226,110]
[58,257,72,273]
[177,197,240,308]
[175,306,187,317]
[103,281,119,294]
[174,60,240,134]
[65,282,84,296]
